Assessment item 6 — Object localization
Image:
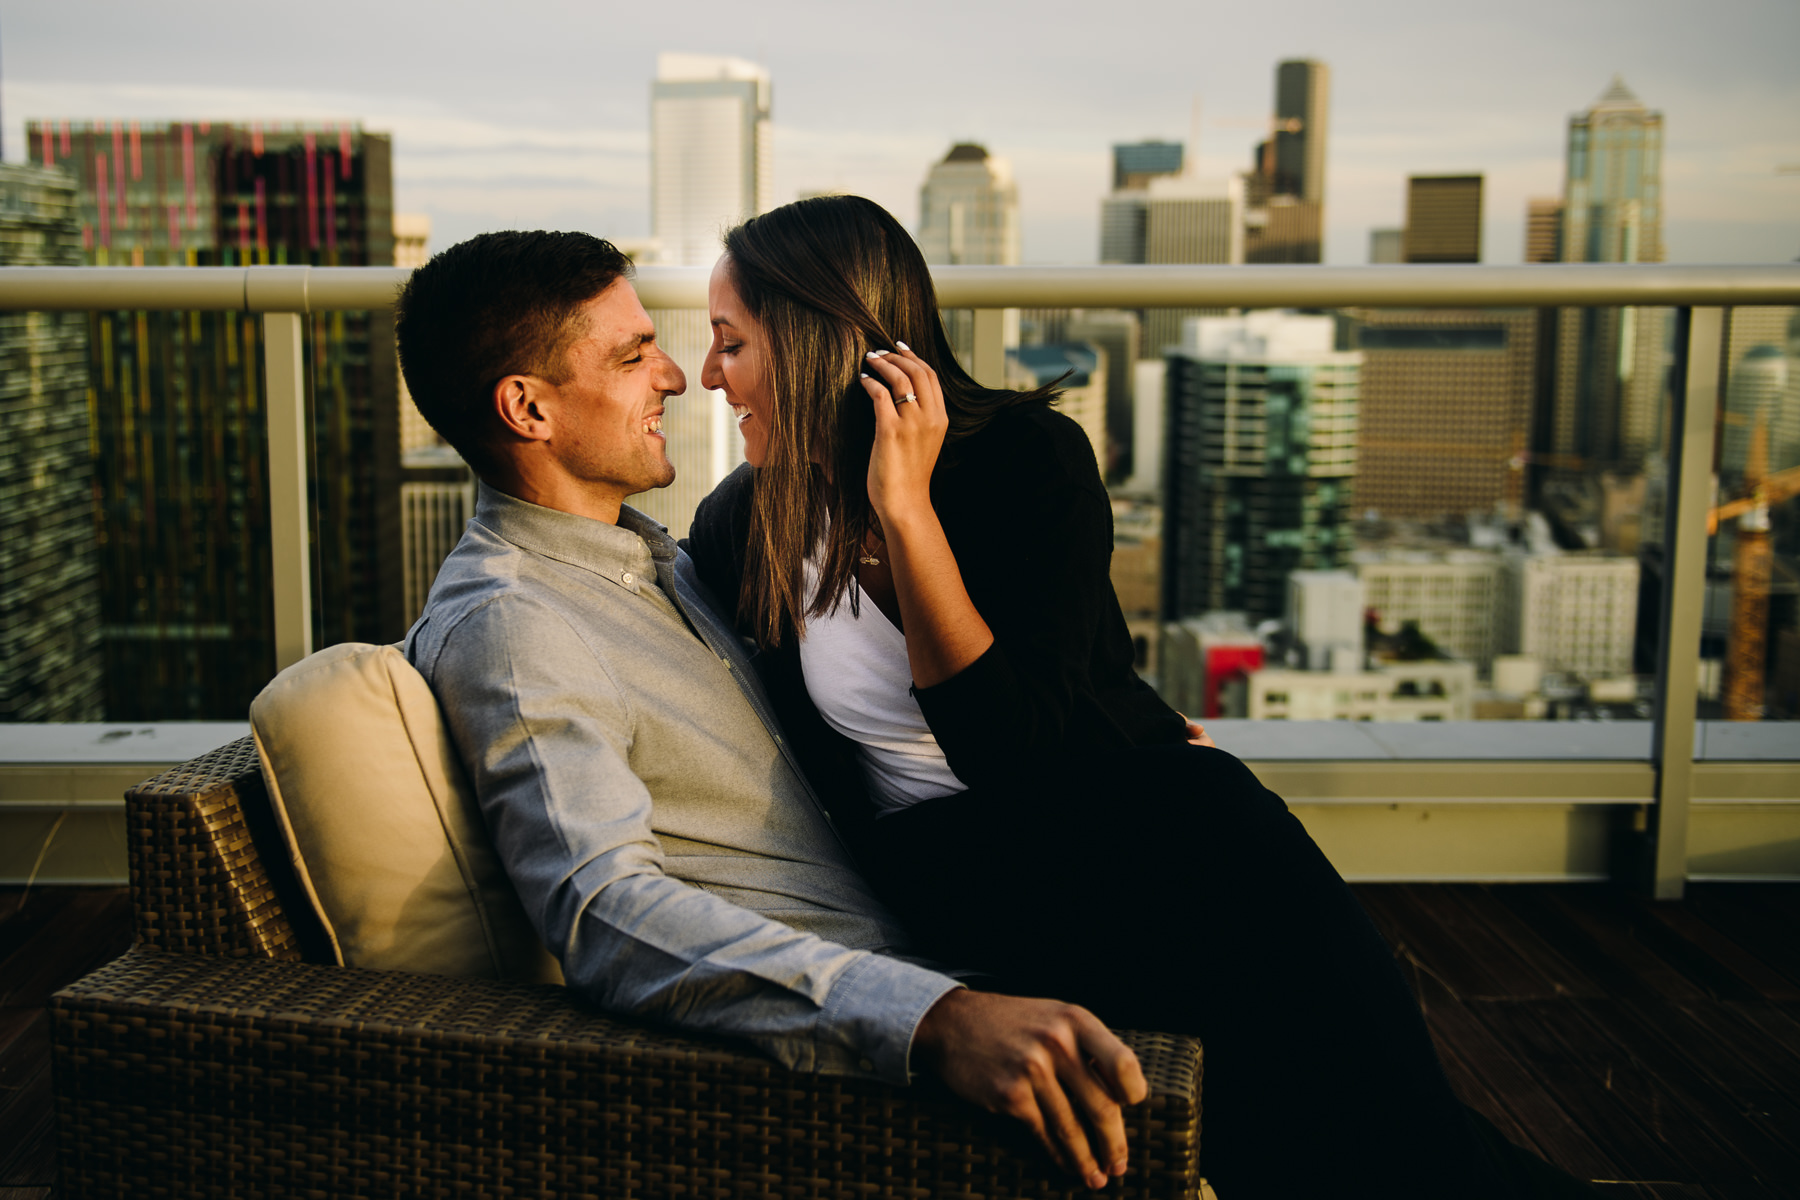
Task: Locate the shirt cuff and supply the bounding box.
[816,952,964,1087]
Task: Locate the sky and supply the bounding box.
[4,0,1797,267]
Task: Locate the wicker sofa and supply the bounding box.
[50,733,1204,1198]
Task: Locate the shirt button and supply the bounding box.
[859,1058,874,1073]
[621,572,634,584]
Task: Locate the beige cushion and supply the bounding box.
[250,642,562,984]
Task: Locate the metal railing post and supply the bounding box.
[264,311,314,672]
[1649,306,1725,900]
[971,308,1007,388]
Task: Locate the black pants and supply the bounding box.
[865,744,1590,1199]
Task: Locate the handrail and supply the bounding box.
[1,262,1798,312]
[8,259,1793,900]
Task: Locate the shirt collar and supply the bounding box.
[473,480,676,592]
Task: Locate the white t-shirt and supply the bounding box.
[798,559,964,815]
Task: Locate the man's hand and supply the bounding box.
[912,989,1148,1189]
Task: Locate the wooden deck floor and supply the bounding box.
[2,882,1797,1198]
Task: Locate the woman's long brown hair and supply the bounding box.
[722,195,1058,647]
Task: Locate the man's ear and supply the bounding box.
[493,374,554,443]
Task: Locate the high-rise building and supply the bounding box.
[392,212,477,627]
[1099,161,1241,461]
[919,142,1021,368]
[650,54,770,269]
[1545,79,1669,477]
[1162,312,1360,623]
[1403,174,1482,263]
[1524,198,1564,264]
[1287,569,1364,670]
[1355,551,1505,672]
[1722,307,1800,483]
[1113,141,1184,191]
[1243,60,1329,264]
[394,213,450,466]
[1507,552,1640,679]
[632,54,770,539]
[27,119,401,719]
[1065,310,1141,481]
[1006,343,1107,471]
[1271,60,1329,205]
[1351,308,1538,519]
[1141,175,1245,358]
[919,142,1020,267]
[0,164,103,721]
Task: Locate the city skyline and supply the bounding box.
[3,0,1794,268]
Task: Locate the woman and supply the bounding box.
[687,195,1595,1200]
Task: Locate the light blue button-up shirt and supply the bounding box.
[406,484,960,1085]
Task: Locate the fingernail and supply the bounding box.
[866,351,879,359]
[859,372,870,379]
[895,341,909,351]
[1089,1171,1108,1189]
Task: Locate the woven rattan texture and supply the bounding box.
[125,736,305,962]
[54,946,1201,1199]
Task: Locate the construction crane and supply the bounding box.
[1709,421,1800,720]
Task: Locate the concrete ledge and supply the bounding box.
[1,721,1793,885]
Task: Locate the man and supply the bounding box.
[395,230,1144,1192]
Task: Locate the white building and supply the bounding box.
[919,142,1020,267]
[650,54,770,268]
[1509,553,1640,679]
[1248,660,1476,721]
[634,53,769,538]
[1287,570,1364,670]
[1126,359,1167,495]
[920,143,1020,360]
[1355,550,1505,672]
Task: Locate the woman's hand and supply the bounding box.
[860,343,948,529]
[855,342,991,688]
[1177,714,1218,749]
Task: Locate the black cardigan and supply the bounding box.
[685,401,1185,826]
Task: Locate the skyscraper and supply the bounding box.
[919,143,1021,364]
[1162,312,1360,622]
[1403,174,1483,263]
[1100,141,1185,265]
[919,143,1020,267]
[1270,60,1329,205]
[1112,141,1184,191]
[1524,198,1564,264]
[1140,175,1244,357]
[650,54,771,269]
[633,54,771,539]
[1243,60,1329,264]
[0,164,103,721]
[1352,308,1538,519]
[27,119,401,718]
[1545,79,1669,476]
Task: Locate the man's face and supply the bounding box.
[541,279,686,510]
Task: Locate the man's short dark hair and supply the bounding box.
[394,231,634,477]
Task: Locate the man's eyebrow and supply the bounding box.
[606,331,653,360]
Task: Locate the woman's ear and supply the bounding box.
[493,374,554,443]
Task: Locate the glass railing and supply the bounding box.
[1,261,1796,897]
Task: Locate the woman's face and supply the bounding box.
[702,258,776,468]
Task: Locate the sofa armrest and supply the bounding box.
[54,945,1201,1199]
[126,736,331,963]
